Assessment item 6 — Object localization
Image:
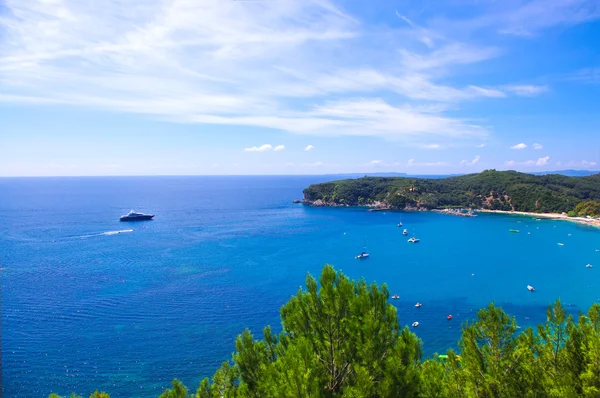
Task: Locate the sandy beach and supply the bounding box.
[477,209,600,229]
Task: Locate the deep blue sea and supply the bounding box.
[1,176,600,397]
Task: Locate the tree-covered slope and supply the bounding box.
[302,170,600,213]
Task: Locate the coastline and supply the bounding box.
[477,209,600,229]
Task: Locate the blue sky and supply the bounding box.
[0,0,599,176]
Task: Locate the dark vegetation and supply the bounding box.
[51,266,600,398]
[302,170,600,213]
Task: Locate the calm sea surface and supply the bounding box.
[1,176,599,397]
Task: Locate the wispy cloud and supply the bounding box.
[505,156,550,167]
[244,144,285,152]
[567,160,598,168]
[0,0,563,145]
[536,156,550,166]
[511,143,528,150]
[460,155,481,166]
[422,144,441,149]
[304,145,314,151]
[503,85,548,96]
[407,159,451,167]
[533,143,543,150]
[476,143,486,148]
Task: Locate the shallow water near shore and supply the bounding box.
[2,176,600,397]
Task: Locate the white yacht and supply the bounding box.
[120,210,154,221]
[356,242,369,259]
[586,264,593,268]
[407,237,420,243]
[527,285,535,291]
[415,302,422,308]
[412,321,419,327]
[402,229,408,236]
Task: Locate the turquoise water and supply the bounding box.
[1,176,599,397]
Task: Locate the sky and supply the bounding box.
[0,0,599,176]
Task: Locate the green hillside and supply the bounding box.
[302,170,600,213]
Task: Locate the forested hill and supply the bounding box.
[302,170,600,213]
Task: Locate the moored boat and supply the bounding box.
[415,302,422,308]
[403,229,408,236]
[527,285,535,291]
[412,321,419,327]
[407,237,420,243]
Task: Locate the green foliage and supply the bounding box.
[90,392,110,398]
[573,200,600,217]
[53,265,600,397]
[302,170,600,213]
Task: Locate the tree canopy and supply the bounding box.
[303,170,600,214]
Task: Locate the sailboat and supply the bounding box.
[397,217,403,227]
[356,241,369,259]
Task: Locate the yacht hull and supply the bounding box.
[120,215,154,221]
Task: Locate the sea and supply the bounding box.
[1,176,599,397]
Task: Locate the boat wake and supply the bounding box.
[76,229,134,239]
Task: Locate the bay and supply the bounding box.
[1,176,599,397]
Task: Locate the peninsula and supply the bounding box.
[302,170,600,217]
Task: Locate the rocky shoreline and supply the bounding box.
[300,200,600,228]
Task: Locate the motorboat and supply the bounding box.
[447,315,453,320]
[509,229,519,233]
[392,294,400,299]
[412,321,419,327]
[398,221,403,227]
[415,302,422,308]
[527,285,535,292]
[120,210,154,221]
[402,229,408,236]
[586,264,593,268]
[557,243,564,246]
[356,241,369,259]
[407,237,420,243]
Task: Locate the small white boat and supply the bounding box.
[557,243,564,246]
[398,221,403,227]
[356,241,369,259]
[412,321,419,327]
[392,294,400,299]
[402,229,408,236]
[527,285,535,292]
[586,264,593,268]
[415,302,422,308]
[407,237,420,243]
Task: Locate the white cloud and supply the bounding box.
[511,143,527,150]
[536,156,550,166]
[476,143,486,148]
[422,144,441,149]
[460,155,481,167]
[304,161,340,167]
[244,144,274,152]
[407,159,451,167]
[244,144,285,152]
[505,156,550,167]
[0,0,559,145]
[567,160,598,168]
[503,85,548,96]
[304,145,314,151]
[533,143,543,150]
